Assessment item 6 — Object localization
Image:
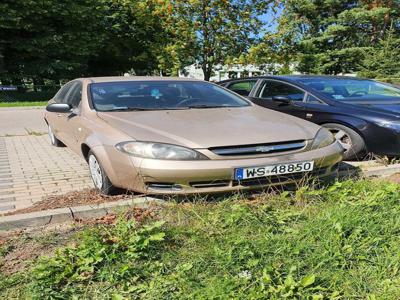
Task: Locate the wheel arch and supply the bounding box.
[81,143,91,162]
[316,117,368,142]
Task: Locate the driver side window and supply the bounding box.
[259,80,305,101]
[53,82,74,103]
[66,82,82,108]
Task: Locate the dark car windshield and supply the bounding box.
[297,78,400,102]
[90,81,250,111]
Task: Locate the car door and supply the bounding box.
[61,81,85,154]
[249,79,307,119]
[46,81,75,142]
[301,94,339,124]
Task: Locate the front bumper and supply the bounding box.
[121,141,343,194]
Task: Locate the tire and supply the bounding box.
[322,123,366,161]
[48,124,64,147]
[88,150,116,195]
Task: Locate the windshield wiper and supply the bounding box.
[103,107,187,112]
[102,107,149,112]
[182,105,228,109]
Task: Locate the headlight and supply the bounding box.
[115,141,209,160]
[310,128,335,150]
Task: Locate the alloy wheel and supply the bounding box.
[327,128,352,151]
[48,125,56,145]
[89,155,103,189]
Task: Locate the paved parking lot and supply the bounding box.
[0,108,93,214]
[0,107,48,136]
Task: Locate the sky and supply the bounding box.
[260,5,283,33]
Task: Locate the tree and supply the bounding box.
[0,0,175,83]
[258,0,400,75]
[0,0,108,84]
[359,26,400,79]
[247,6,298,74]
[87,0,174,76]
[168,0,273,81]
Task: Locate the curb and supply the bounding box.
[0,106,45,111]
[0,196,161,232]
[363,163,400,177]
[339,161,400,178]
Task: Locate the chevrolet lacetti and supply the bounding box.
[44,77,343,195]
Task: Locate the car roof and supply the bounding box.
[219,75,372,84]
[82,76,202,83]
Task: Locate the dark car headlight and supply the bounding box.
[116,141,209,160]
[310,128,336,150]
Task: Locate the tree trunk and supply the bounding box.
[202,63,212,81]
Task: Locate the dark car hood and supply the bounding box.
[343,101,400,117]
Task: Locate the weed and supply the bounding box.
[1,179,400,299]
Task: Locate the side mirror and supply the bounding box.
[46,103,72,113]
[272,95,291,104]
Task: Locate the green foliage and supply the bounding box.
[0,0,174,83]
[2,179,400,299]
[253,0,400,76]
[30,219,166,298]
[161,0,274,80]
[359,27,400,78]
[0,101,47,107]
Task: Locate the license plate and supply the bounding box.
[235,161,314,180]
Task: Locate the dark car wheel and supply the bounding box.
[88,150,116,195]
[48,124,64,147]
[322,123,366,161]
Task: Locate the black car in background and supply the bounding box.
[219,75,400,160]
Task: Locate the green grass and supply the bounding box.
[1,179,400,299]
[0,101,47,107]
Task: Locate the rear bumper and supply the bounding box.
[123,141,343,194]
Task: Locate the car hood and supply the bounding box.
[97,106,319,149]
[341,100,400,117]
[356,102,400,115]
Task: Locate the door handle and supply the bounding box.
[57,113,62,117]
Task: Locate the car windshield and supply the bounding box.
[90,81,250,111]
[298,78,400,102]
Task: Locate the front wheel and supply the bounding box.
[322,123,366,161]
[48,124,64,147]
[88,151,116,195]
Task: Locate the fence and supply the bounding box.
[0,85,60,103]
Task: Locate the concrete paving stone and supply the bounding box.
[0,205,16,212]
[0,197,16,203]
[0,184,13,189]
[0,191,15,196]
[0,134,95,213]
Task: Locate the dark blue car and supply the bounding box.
[219,75,400,160]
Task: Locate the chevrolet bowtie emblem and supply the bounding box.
[255,146,274,153]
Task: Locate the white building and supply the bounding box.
[179,64,271,82]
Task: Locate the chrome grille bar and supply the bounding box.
[210,141,306,156]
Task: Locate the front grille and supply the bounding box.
[209,140,306,156]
